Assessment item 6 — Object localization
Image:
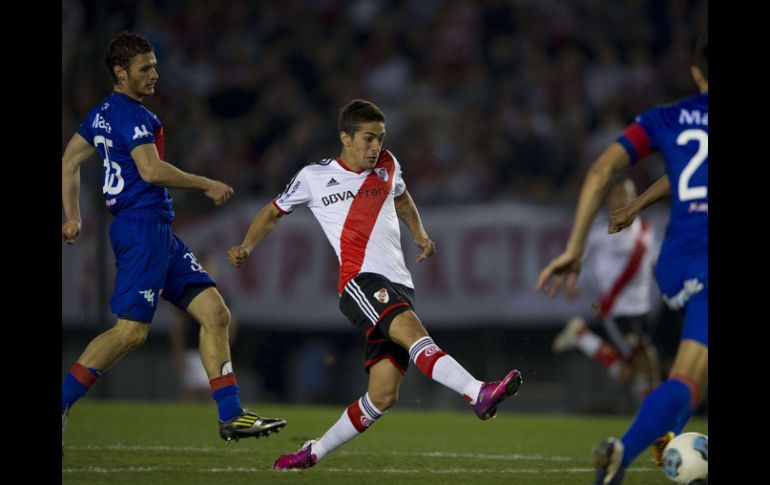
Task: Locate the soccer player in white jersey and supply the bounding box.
[551,178,661,402]
[228,99,523,470]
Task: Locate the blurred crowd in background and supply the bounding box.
[61,0,708,412]
[62,0,707,211]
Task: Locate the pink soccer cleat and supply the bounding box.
[472,369,523,420]
[273,440,318,470]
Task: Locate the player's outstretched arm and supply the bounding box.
[608,175,670,234]
[394,190,436,263]
[130,144,234,205]
[536,142,630,296]
[227,203,284,268]
[62,133,97,245]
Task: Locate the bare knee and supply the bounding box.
[199,305,231,331]
[114,322,149,351]
[388,311,428,348]
[369,388,398,411]
[631,352,652,376]
[367,359,404,411]
[618,363,634,383]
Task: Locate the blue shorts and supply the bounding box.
[109,210,214,323]
[655,249,708,346]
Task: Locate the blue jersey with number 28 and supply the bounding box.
[77,91,174,219]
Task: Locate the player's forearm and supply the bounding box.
[61,134,93,223]
[395,191,428,239]
[240,204,282,252]
[62,161,82,223]
[632,175,671,213]
[567,160,616,254]
[567,143,630,253]
[140,160,211,191]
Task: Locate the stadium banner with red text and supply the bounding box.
[63,199,667,329]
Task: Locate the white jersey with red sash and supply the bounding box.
[583,217,656,318]
[273,150,412,293]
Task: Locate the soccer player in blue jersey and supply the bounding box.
[537,35,707,484]
[61,32,285,450]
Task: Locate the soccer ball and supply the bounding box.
[662,432,708,484]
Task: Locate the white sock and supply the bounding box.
[312,392,383,461]
[432,355,484,403]
[576,329,602,357]
[578,330,622,379]
[409,336,483,404]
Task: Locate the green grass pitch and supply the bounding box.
[62,400,707,484]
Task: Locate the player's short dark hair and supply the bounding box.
[105,31,154,84]
[339,99,385,137]
[693,34,708,81]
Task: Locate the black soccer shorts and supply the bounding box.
[339,272,416,375]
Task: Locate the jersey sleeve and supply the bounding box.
[391,153,407,197]
[116,105,161,153]
[76,111,96,145]
[273,167,311,214]
[616,107,661,164]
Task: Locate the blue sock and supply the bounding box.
[210,374,243,422]
[673,408,692,435]
[62,363,102,413]
[621,379,692,467]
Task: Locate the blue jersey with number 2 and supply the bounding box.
[616,92,708,345]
